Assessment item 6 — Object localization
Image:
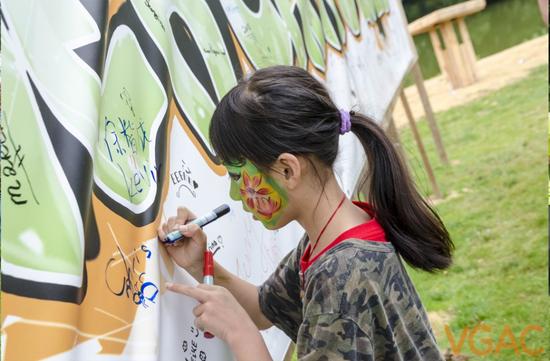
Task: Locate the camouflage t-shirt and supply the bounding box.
[258,231,444,360]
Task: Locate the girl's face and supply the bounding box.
[224,160,288,229]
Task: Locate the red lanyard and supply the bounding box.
[300,194,347,293]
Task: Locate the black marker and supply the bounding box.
[162,204,230,244]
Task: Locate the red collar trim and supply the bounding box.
[300,201,387,275]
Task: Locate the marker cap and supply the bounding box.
[214,204,230,218]
[203,251,214,277]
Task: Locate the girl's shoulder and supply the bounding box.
[301,238,440,360]
[308,238,397,276]
[303,239,418,317]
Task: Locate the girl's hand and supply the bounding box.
[166,283,271,361]
[158,207,206,280]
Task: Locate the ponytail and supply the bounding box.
[350,113,454,272]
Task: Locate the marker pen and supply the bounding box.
[203,250,215,339]
[163,204,230,244]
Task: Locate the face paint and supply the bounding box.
[224,160,288,229]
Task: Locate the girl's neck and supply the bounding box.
[296,175,371,258]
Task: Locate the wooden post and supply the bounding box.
[428,28,447,80]
[439,21,470,87]
[408,0,485,89]
[456,17,477,82]
[538,0,548,25]
[411,62,449,165]
[399,90,442,199]
[387,116,401,144]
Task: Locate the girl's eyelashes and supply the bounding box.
[228,172,241,181]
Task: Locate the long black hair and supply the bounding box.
[209,65,453,272]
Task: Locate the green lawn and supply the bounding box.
[400,65,549,360]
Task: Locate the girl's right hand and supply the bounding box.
[157,207,207,280]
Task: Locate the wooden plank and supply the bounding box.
[457,17,478,81]
[409,0,486,35]
[411,62,449,165]
[439,21,466,88]
[399,90,442,199]
[429,29,448,80]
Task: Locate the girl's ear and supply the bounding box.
[274,153,301,190]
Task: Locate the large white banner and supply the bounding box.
[1,1,415,360]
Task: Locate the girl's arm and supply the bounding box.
[184,260,273,330]
[166,283,273,361]
[226,325,272,361]
[158,207,272,330]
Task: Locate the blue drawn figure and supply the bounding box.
[141,244,152,258]
[133,281,159,307]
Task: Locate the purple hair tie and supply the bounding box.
[339,109,352,135]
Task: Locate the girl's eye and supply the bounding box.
[229,172,241,182]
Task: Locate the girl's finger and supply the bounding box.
[157,226,166,240]
[196,283,216,291]
[161,221,169,235]
[194,316,206,332]
[179,223,200,236]
[166,283,209,303]
[192,303,206,317]
[166,216,177,230]
[177,207,196,223]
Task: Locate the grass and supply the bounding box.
[400,65,549,360]
[290,65,548,361]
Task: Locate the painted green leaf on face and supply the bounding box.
[224,160,287,229]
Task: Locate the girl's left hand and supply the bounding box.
[166,282,259,344]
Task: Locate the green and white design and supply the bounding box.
[1,21,84,286]
[94,26,167,212]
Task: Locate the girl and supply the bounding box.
[158,65,453,361]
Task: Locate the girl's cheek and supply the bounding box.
[229,180,241,201]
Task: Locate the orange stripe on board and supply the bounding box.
[227,23,256,75]
[107,0,126,23]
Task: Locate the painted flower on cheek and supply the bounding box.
[239,170,270,210]
[255,197,281,219]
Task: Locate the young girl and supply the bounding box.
[158,65,453,361]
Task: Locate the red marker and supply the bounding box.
[203,250,215,339]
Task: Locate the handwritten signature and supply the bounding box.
[0,113,39,206]
[102,87,161,201]
[104,244,159,308]
[144,0,166,31]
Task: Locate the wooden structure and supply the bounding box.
[539,0,549,26]
[385,59,448,200]
[409,0,486,89]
